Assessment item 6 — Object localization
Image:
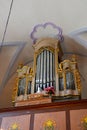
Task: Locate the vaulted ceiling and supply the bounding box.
[0,0,87,108]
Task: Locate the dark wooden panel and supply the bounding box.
[70,109,87,130]
[0,114,30,130]
[0,99,87,130]
[0,99,87,114]
[0,118,2,128]
[34,111,66,130]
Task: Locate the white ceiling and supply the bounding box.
[0,0,87,42]
[0,0,87,107]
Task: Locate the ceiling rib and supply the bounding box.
[0,0,14,52]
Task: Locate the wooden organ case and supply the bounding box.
[12,38,81,106]
[0,37,84,130]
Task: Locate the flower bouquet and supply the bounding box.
[9,123,19,130]
[81,116,87,130]
[43,119,56,130]
[44,86,55,97]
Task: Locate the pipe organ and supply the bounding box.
[34,49,55,92]
[12,38,81,106]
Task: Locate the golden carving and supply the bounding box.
[12,78,19,103]
[35,46,55,58]
[13,38,82,106]
[12,63,33,103]
[58,55,81,96]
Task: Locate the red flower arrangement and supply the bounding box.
[44,86,55,95]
